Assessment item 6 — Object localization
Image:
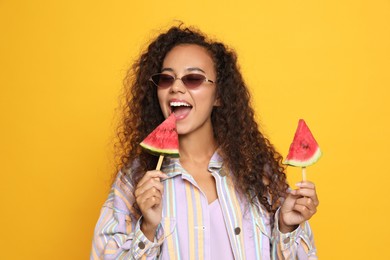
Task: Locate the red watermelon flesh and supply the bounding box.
[283,119,321,167]
[140,114,179,157]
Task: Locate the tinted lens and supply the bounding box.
[182,74,206,88]
[152,74,174,88]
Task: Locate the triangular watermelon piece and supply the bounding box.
[140,114,179,157]
[283,119,321,167]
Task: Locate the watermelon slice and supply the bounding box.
[283,119,321,167]
[140,114,179,157]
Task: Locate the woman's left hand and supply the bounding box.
[279,181,319,233]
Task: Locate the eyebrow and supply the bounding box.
[161,67,206,73]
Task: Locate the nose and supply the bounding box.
[170,78,186,93]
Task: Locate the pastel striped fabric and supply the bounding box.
[91,152,317,259]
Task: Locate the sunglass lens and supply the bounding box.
[152,74,174,88]
[182,74,206,88]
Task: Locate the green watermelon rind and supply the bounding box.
[140,142,180,158]
[139,113,180,158]
[283,147,322,167]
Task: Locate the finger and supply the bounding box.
[296,189,319,207]
[280,192,300,213]
[135,179,164,198]
[137,193,162,212]
[138,197,162,213]
[137,171,167,187]
[135,180,164,198]
[295,181,315,189]
[298,188,319,206]
[137,171,167,189]
[137,171,166,187]
[292,183,319,206]
[284,191,300,203]
[136,186,162,205]
[292,203,314,220]
[291,188,316,198]
[295,197,318,213]
[139,177,164,193]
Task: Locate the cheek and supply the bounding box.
[157,89,172,118]
[157,91,165,110]
[198,90,218,106]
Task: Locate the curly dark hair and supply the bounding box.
[116,25,289,215]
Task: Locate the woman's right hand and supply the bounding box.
[134,170,166,241]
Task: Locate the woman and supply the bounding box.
[91,25,318,259]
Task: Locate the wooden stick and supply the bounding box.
[156,155,164,170]
[302,167,307,182]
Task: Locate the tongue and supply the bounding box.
[173,106,192,117]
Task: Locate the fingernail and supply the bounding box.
[295,182,302,187]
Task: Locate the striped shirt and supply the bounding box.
[91,152,317,259]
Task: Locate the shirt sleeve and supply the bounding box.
[271,208,318,260]
[90,171,166,260]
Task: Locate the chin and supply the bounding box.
[176,127,191,136]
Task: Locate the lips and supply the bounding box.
[170,100,192,120]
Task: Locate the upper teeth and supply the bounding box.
[170,101,191,107]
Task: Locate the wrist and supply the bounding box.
[141,221,158,241]
[279,213,299,233]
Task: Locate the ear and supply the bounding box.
[213,95,221,107]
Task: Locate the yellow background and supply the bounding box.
[1,0,389,259]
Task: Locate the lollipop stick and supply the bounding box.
[156,155,164,170]
[302,167,307,182]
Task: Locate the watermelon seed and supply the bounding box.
[301,141,309,149]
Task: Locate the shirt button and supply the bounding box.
[283,237,290,244]
[138,241,145,249]
[234,227,241,235]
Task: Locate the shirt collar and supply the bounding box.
[207,151,223,170]
[161,149,224,180]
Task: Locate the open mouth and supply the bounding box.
[170,101,192,118]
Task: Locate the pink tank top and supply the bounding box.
[209,199,234,259]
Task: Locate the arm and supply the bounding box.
[90,171,166,260]
[271,209,317,259]
[271,181,319,259]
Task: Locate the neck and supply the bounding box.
[179,126,217,164]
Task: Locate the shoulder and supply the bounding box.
[103,169,140,218]
[112,164,137,195]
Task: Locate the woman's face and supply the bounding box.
[157,44,219,136]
